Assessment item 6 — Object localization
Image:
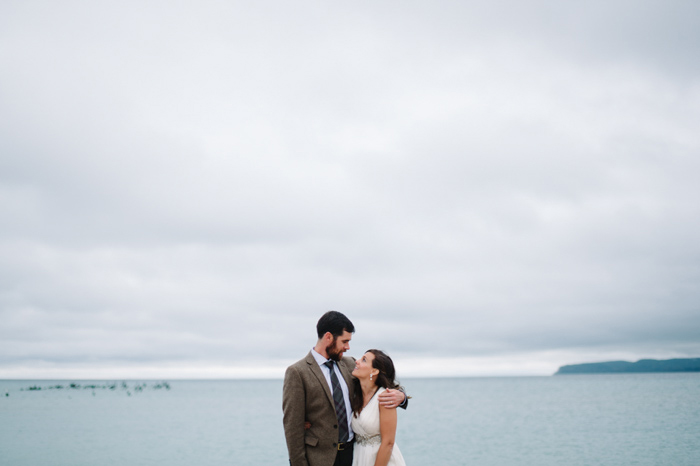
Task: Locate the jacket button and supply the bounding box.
[333,443,337,447]
[334,425,338,429]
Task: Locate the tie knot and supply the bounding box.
[324,360,335,369]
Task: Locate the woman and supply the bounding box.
[350,349,407,466]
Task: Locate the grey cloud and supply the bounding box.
[1,0,699,376]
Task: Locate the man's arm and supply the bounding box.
[377,387,409,409]
[282,365,309,466]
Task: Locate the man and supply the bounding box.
[283,311,407,466]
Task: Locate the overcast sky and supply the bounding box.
[1,0,699,379]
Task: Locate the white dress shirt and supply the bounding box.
[311,348,354,440]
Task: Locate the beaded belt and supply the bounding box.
[355,434,382,446]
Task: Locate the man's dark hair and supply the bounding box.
[316,311,355,339]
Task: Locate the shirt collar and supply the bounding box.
[311,347,332,367]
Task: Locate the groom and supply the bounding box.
[283,311,407,466]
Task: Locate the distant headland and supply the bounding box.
[554,358,700,375]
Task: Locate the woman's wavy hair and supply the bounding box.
[351,349,402,417]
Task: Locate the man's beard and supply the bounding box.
[326,337,343,361]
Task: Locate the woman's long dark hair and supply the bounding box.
[352,349,401,417]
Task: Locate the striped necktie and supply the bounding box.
[324,360,349,442]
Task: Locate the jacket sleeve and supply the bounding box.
[283,365,309,466]
[399,389,409,410]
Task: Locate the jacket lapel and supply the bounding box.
[306,351,334,405]
[338,357,356,397]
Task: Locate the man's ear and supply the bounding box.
[323,331,334,342]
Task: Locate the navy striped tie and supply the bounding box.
[324,360,349,442]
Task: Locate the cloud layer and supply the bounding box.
[1,0,699,377]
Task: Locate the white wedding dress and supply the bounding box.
[351,387,407,466]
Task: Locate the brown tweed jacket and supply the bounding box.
[283,351,356,466]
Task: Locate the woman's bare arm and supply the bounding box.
[374,402,397,466]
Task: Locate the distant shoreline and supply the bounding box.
[555,358,700,375]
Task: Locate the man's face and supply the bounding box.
[326,330,352,361]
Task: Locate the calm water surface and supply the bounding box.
[1,374,698,465]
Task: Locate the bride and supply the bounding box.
[350,349,407,466]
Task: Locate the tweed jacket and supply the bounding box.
[283,351,356,466]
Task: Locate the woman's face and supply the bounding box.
[352,352,378,380]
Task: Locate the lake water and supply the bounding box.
[1,374,698,465]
